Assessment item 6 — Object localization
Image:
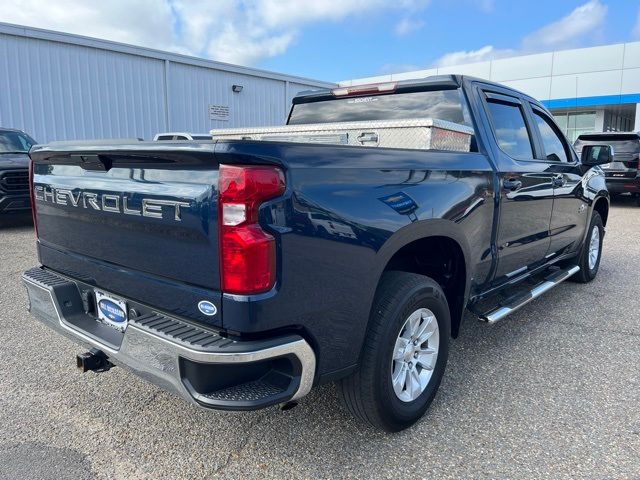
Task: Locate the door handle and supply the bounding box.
[503,178,522,191]
[552,176,565,187]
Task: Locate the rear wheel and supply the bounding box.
[571,211,603,283]
[338,272,450,431]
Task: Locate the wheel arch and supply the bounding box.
[592,194,609,227]
[371,219,472,339]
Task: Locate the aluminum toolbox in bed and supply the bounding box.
[210,118,474,152]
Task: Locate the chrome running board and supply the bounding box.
[479,265,580,324]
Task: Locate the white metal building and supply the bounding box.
[342,42,640,142]
[0,22,334,143]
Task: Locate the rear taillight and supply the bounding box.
[218,165,285,294]
[28,159,38,237]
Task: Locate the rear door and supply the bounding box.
[479,88,555,278]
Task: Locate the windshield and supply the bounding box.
[0,130,36,153]
[288,89,471,126]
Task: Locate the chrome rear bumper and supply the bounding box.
[22,267,316,410]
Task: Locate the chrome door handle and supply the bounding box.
[503,178,522,190]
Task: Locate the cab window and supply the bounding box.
[485,99,534,160]
[532,109,569,162]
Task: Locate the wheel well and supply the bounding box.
[382,236,466,337]
[593,197,609,226]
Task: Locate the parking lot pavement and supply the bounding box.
[0,200,639,480]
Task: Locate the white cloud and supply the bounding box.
[432,0,608,68]
[0,0,431,67]
[0,0,176,52]
[395,18,425,36]
[434,45,515,66]
[522,0,607,50]
[633,8,640,39]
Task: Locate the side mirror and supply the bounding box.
[581,144,614,166]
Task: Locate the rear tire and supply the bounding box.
[338,272,450,432]
[571,211,603,283]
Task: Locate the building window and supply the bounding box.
[552,111,596,143]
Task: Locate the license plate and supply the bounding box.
[95,290,128,331]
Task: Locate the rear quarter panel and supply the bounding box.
[215,141,495,377]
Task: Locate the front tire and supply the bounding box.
[571,211,604,283]
[338,272,450,431]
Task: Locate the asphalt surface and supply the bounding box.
[0,199,639,480]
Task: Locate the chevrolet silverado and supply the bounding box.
[24,75,612,431]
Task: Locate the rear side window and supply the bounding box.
[532,110,569,162]
[486,100,533,160]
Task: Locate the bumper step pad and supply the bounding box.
[201,380,285,403]
[131,312,233,349]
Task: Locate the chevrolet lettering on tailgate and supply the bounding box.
[34,185,190,221]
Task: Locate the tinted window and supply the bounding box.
[289,89,471,126]
[0,131,35,153]
[532,110,568,162]
[486,101,533,160]
[156,135,173,141]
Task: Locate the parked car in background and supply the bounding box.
[153,132,212,141]
[574,132,640,206]
[0,128,36,215]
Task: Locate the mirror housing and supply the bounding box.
[581,144,615,166]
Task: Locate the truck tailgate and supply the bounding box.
[30,142,223,325]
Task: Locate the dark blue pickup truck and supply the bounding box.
[24,75,612,431]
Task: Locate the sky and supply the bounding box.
[0,0,638,82]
